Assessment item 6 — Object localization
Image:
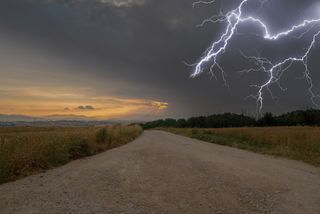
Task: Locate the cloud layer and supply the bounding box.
[0,0,319,119]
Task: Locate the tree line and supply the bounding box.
[141,109,320,129]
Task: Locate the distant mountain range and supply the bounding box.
[0,114,141,127]
[0,114,97,122]
[0,114,41,122]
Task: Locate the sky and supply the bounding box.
[0,0,320,120]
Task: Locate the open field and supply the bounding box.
[1,131,320,213]
[0,125,142,183]
[163,127,320,167]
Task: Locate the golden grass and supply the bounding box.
[0,125,142,183]
[164,127,320,167]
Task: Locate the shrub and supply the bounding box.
[95,128,108,144]
[68,137,91,159]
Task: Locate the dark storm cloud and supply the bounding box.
[1,0,320,117]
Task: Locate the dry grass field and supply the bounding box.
[0,125,142,183]
[165,127,320,167]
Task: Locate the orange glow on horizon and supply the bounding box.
[0,86,168,119]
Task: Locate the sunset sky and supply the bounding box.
[1,0,320,120]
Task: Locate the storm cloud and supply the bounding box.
[0,0,319,119]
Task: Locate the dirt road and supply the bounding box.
[1,131,320,214]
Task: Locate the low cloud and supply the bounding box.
[98,0,146,7]
[151,101,169,110]
[77,105,95,110]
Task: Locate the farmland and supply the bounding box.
[164,127,320,167]
[0,125,142,183]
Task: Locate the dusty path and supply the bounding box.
[0,131,320,214]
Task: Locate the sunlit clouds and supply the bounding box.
[0,32,167,120]
[0,85,168,120]
[152,101,169,110]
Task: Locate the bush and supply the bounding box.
[69,138,91,159]
[95,128,108,144]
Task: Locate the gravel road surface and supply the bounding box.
[0,131,320,214]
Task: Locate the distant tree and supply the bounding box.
[163,119,177,127]
[177,119,187,128]
[141,109,320,129]
[258,112,275,127]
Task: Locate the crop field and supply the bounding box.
[165,127,320,167]
[0,125,142,183]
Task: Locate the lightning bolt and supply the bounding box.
[192,0,320,112]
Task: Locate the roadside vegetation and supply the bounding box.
[0,125,142,183]
[164,127,320,167]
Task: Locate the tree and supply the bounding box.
[258,112,275,126]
